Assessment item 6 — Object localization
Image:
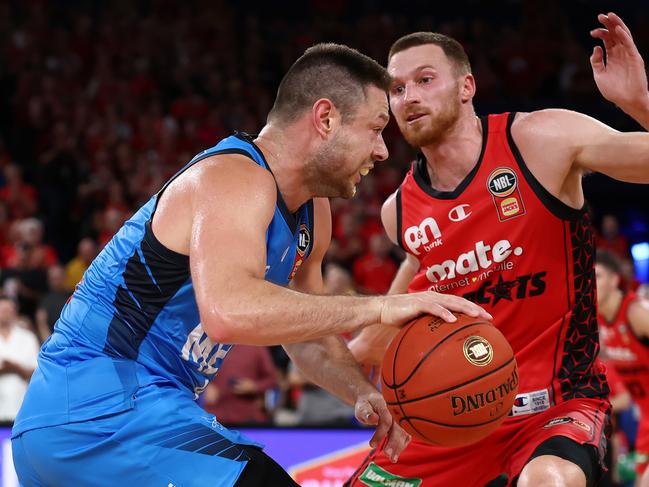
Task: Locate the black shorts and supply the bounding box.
[522,436,602,487]
[234,445,299,487]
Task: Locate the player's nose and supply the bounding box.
[373,136,389,162]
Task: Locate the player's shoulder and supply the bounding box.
[511,109,597,137]
[188,152,278,204]
[628,296,649,324]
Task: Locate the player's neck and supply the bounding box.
[254,125,311,213]
[599,288,624,322]
[419,114,482,192]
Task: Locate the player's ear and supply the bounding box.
[311,98,339,138]
[612,272,621,289]
[460,73,476,103]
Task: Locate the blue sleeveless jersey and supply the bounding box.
[13,133,314,437]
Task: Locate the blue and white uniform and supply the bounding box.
[12,133,314,486]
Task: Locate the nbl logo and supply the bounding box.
[463,336,493,366]
[487,168,517,197]
[296,224,310,256]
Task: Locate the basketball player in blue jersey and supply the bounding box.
[11,43,490,486]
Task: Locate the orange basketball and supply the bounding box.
[381,313,518,448]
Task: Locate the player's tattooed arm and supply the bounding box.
[590,12,649,130]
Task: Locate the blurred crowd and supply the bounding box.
[0,0,648,482]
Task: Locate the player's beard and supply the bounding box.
[307,132,358,199]
[400,83,461,148]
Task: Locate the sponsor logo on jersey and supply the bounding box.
[601,346,637,362]
[543,416,592,433]
[181,324,232,376]
[404,217,442,255]
[510,388,551,416]
[463,336,493,366]
[289,223,311,280]
[448,204,472,222]
[543,417,572,428]
[296,224,311,257]
[487,168,517,197]
[424,239,523,284]
[486,167,526,221]
[359,462,422,487]
[462,271,547,306]
[450,368,518,416]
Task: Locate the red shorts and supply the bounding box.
[347,398,609,487]
[636,419,649,475]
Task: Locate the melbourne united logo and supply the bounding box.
[487,168,517,197]
[296,224,311,257]
[463,336,493,366]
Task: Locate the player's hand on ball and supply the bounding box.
[379,291,492,328]
[354,390,411,463]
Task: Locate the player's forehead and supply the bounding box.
[388,44,452,79]
[352,85,389,123]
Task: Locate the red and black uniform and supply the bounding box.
[599,291,649,474]
[348,113,609,487]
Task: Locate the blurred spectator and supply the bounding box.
[98,208,127,248]
[64,237,98,291]
[35,265,71,342]
[2,218,58,269]
[323,262,356,295]
[597,214,630,259]
[352,233,398,294]
[203,345,278,425]
[0,164,37,220]
[0,240,48,318]
[0,297,40,421]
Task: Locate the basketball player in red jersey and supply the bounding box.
[597,250,649,486]
[346,12,649,487]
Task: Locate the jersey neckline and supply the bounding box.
[234,131,301,234]
[412,115,488,200]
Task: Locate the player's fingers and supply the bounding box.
[367,405,392,449]
[355,400,379,427]
[608,12,633,38]
[436,293,493,320]
[590,29,614,52]
[383,423,411,463]
[425,303,457,322]
[615,25,640,55]
[590,46,604,71]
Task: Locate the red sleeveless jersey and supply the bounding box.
[397,112,608,409]
[598,292,649,410]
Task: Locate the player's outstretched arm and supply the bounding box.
[590,12,649,129]
[190,158,490,346]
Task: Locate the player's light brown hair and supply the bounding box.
[388,32,471,75]
[268,43,391,125]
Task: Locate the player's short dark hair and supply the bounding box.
[388,32,471,75]
[596,249,622,275]
[268,43,391,125]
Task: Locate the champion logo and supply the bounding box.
[448,204,472,222]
